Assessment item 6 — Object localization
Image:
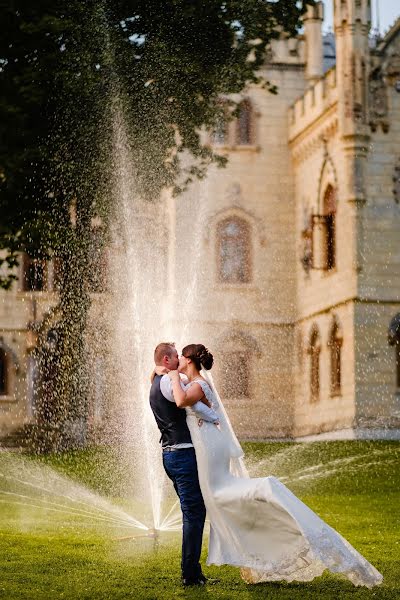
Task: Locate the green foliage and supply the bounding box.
[0,441,398,599]
[0,0,312,279]
[0,1,313,448]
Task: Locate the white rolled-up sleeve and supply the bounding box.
[160,374,175,402]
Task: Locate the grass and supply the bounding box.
[0,441,399,599]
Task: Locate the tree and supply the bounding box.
[0,0,312,448]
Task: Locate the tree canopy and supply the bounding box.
[0,0,312,283]
[0,0,313,448]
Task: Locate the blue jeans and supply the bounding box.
[162,448,206,581]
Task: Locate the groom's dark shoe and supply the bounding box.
[182,577,206,587]
[182,575,219,587]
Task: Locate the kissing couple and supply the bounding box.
[149,342,382,588]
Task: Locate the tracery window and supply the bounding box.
[217,217,251,283]
[236,100,253,145]
[309,326,321,402]
[210,98,255,147]
[328,319,342,396]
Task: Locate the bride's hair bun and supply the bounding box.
[197,345,214,371]
[182,343,214,371]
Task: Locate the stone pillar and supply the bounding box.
[303,1,324,82]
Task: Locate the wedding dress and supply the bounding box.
[185,373,383,588]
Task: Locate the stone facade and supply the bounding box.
[1,1,399,441]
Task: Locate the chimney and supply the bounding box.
[303,1,324,82]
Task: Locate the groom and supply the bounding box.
[149,342,207,587]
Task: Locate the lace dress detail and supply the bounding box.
[185,378,383,588]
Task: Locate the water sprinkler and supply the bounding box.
[115,527,160,542]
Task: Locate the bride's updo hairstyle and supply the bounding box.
[182,344,214,371]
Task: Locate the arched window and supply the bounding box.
[0,348,9,396]
[309,326,321,402]
[217,217,251,283]
[312,185,337,271]
[211,101,229,145]
[23,254,47,291]
[388,314,400,389]
[220,350,250,399]
[323,185,336,270]
[236,100,253,145]
[328,319,342,396]
[217,332,256,399]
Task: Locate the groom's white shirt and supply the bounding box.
[160,374,219,450]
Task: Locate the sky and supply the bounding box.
[322,1,399,34]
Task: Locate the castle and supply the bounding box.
[1,1,400,441]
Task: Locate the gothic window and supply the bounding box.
[220,350,250,399]
[211,102,229,145]
[312,185,337,271]
[210,98,255,147]
[388,314,400,389]
[217,217,251,283]
[309,326,321,403]
[328,319,342,396]
[0,348,8,396]
[323,185,336,270]
[236,100,253,145]
[23,254,47,291]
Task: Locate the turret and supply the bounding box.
[334,0,371,136]
[333,0,372,271]
[303,1,324,82]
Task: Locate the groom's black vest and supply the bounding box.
[149,375,192,448]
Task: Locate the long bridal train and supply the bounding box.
[185,375,383,589]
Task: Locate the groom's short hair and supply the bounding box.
[154,342,176,365]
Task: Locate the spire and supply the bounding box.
[376,0,381,33]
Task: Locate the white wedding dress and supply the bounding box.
[185,374,383,588]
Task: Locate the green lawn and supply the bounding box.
[0,441,399,599]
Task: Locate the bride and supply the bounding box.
[168,343,383,588]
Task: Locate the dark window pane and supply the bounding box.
[0,349,7,395]
[323,186,336,270]
[24,256,46,291]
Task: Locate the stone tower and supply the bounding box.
[334,0,372,273]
